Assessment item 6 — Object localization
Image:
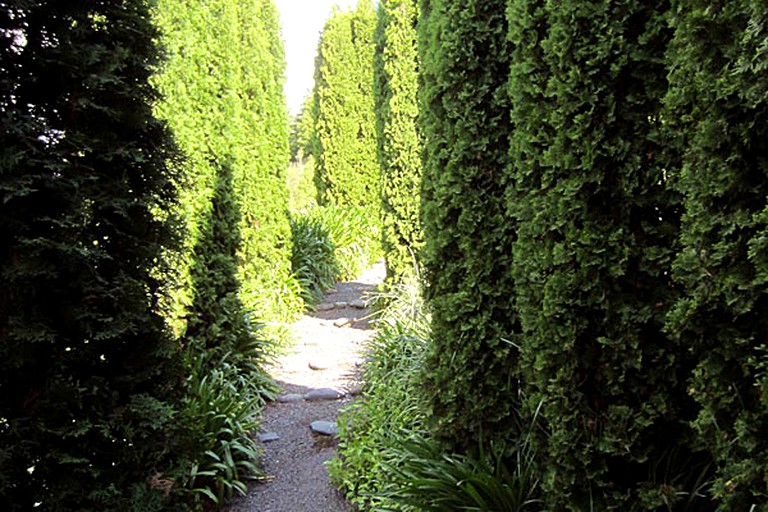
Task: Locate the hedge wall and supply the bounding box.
[665,0,768,507]
[506,2,704,508]
[418,0,521,452]
[374,0,424,283]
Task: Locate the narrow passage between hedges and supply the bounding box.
[228,261,386,512]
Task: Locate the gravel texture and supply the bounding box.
[227,261,385,512]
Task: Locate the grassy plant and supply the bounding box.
[380,434,542,512]
[182,355,269,508]
[329,275,429,510]
[290,204,382,308]
[290,213,340,305]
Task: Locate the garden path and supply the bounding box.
[228,261,386,512]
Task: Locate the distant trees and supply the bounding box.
[312,0,379,211]
[374,0,423,283]
[0,2,188,509]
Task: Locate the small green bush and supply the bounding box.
[290,213,340,305]
[290,205,382,305]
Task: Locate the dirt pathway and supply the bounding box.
[229,261,385,512]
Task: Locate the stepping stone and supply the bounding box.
[277,393,304,403]
[334,301,348,309]
[350,299,367,309]
[258,432,280,443]
[333,317,353,328]
[310,420,339,436]
[308,361,329,371]
[304,388,345,401]
[316,302,334,312]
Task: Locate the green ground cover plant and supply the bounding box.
[329,276,429,510]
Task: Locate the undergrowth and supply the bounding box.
[329,275,430,510]
[290,204,382,308]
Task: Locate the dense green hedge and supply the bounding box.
[374,0,424,283]
[418,0,521,452]
[507,2,704,508]
[154,0,300,334]
[0,2,189,508]
[664,1,768,507]
[312,0,379,211]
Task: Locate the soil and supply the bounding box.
[227,261,385,512]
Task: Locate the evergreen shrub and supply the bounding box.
[374,0,424,283]
[0,2,193,509]
[507,1,710,508]
[153,0,300,338]
[312,0,380,211]
[664,0,768,507]
[417,0,521,452]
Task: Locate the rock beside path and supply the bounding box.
[310,421,340,436]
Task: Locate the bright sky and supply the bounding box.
[274,0,359,117]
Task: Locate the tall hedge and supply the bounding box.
[665,1,768,507]
[312,0,379,210]
[374,0,423,283]
[153,0,299,332]
[507,1,704,509]
[418,0,521,452]
[0,2,188,509]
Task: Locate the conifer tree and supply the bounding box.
[153,0,298,333]
[312,0,379,210]
[374,0,423,283]
[418,0,520,451]
[508,1,698,508]
[665,1,768,507]
[0,2,188,509]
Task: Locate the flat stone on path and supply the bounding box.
[304,388,345,402]
[333,317,353,328]
[316,302,335,311]
[258,432,280,443]
[350,299,367,309]
[308,361,329,371]
[310,421,340,436]
[277,393,304,403]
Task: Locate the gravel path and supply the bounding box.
[228,261,385,512]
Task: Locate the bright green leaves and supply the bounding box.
[312,0,379,212]
[374,0,424,284]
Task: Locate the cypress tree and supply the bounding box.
[508,1,699,508]
[153,0,298,335]
[665,1,768,507]
[312,0,379,210]
[374,0,423,283]
[0,2,187,509]
[418,0,520,451]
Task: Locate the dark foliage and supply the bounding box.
[0,1,188,509]
[665,0,768,508]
